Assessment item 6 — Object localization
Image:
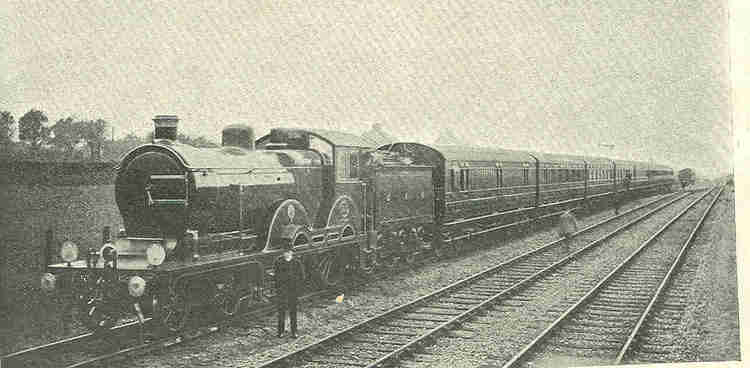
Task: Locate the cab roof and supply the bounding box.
[265,128,375,149]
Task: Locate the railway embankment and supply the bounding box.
[0,161,123,354]
[678,185,739,362]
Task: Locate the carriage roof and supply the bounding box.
[380,142,615,167]
[431,144,536,163]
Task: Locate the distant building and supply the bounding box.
[361,123,396,147]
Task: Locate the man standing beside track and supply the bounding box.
[614,173,632,215]
[274,244,305,339]
[558,210,578,252]
[623,172,632,204]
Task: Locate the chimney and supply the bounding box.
[153,115,179,141]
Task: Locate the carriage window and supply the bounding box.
[460,168,469,191]
[336,148,360,180]
[450,168,456,192]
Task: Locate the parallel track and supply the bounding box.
[500,186,722,367]
[0,192,678,368]
[616,185,725,364]
[255,192,690,368]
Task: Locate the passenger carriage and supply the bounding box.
[378,142,674,247]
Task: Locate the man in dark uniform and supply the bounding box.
[615,173,632,215]
[274,245,305,338]
[558,210,578,252]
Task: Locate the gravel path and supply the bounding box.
[114,195,670,368]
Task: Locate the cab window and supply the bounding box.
[336,147,360,180]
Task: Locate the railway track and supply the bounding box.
[617,185,726,365]
[0,287,339,368]
[500,185,722,368]
[0,192,682,368]
[254,191,693,368]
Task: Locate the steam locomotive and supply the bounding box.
[41,115,675,332]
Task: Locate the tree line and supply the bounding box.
[0,109,218,162]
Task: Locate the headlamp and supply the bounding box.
[146,243,166,266]
[128,276,147,297]
[60,241,79,263]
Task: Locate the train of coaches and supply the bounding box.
[41,116,678,332]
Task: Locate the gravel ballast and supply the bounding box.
[658,186,739,362]
[394,192,704,368]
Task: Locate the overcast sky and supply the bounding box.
[1,1,732,176]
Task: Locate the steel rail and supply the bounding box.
[64,287,341,368]
[255,191,689,368]
[0,284,341,368]
[1,192,679,368]
[363,191,689,368]
[501,187,715,368]
[0,318,154,364]
[615,185,725,364]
